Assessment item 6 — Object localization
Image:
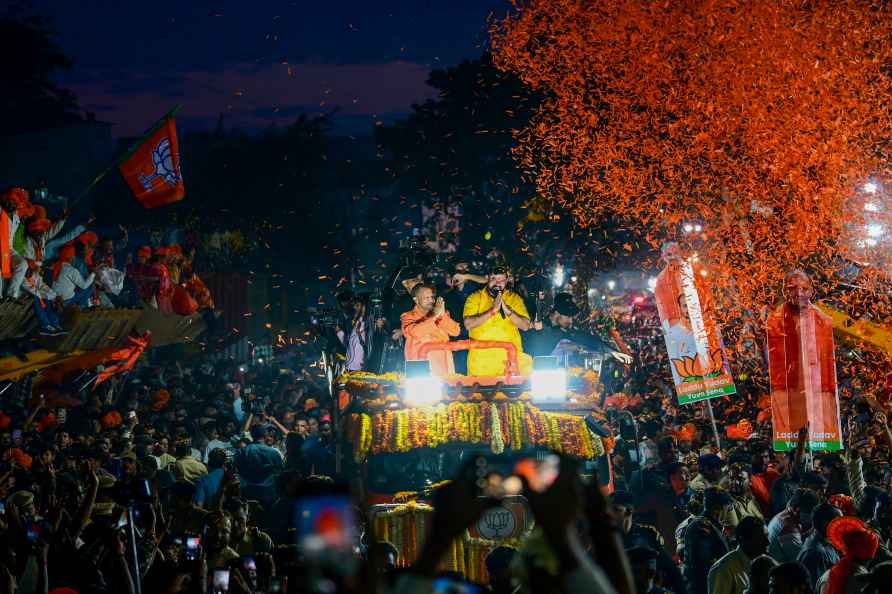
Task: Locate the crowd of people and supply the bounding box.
[1,187,891,594]
[1,187,213,337]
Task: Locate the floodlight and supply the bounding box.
[404,360,443,407]
[866,223,884,238]
[531,356,568,403]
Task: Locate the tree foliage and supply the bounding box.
[0,11,80,135]
[376,54,541,258]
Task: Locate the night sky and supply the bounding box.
[26,0,510,137]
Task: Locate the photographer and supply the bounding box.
[335,289,377,372]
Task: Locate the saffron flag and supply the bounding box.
[93,332,151,388]
[767,303,842,451]
[654,260,736,404]
[118,116,184,209]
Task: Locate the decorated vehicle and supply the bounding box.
[338,340,615,581]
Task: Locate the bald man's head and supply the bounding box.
[783,269,813,310]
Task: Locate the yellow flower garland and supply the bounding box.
[349,402,602,462]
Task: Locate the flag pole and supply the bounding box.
[705,399,722,451]
[70,105,183,207]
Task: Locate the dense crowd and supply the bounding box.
[1,187,213,337]
[1,186,892,594]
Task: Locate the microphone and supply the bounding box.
[490,287,506,318]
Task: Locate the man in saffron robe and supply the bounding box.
[401,283,460,377]
[767,270,841,451]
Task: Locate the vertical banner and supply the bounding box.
[655,260,736,404]
[767,301,842,452]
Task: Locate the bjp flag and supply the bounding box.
[118,116,184,209]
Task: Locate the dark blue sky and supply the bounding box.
[23,0,511,136]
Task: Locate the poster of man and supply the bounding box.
[767,270,843,451]
[654,242,736,405]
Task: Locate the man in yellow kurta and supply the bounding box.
[462,264,533,376]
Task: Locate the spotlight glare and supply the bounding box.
[404,376,443,407]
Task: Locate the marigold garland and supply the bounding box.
[370,502,433,566]
[350,402,601,461]
[490,403,505,454]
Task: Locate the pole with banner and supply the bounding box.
[654,243,736,424]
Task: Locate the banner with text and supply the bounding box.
[655,261,736,404]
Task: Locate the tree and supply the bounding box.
[376,53,542,261]
[491,0,892,318]
[0,10,80,135]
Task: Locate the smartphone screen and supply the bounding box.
[25,523,40,543]
[212,569,230,593]
[185,536,201,561]
[0,502,6,515]
[12,430,21,441]
[293,495,357,572]
[116,509,129,529]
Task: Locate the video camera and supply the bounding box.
[308,307,341,328]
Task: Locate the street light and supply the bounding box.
[607,280,616,291]
[684,223,694,233]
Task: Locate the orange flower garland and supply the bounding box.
[350,402,600,461]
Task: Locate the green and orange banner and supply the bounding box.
[654,260,736,405]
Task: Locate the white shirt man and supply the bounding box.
[52,262,95,300]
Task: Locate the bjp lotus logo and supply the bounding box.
[138,137,180,191]
[671,349,724,380]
